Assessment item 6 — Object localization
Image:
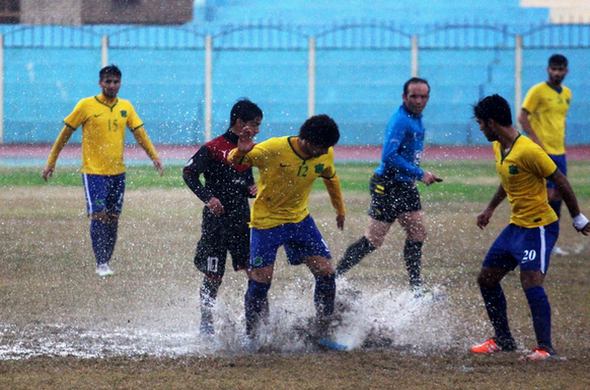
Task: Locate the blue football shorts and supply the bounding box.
[546,154,567,190]
[82,173,126,216]
[249,215,331,269]
[482,221,559,274]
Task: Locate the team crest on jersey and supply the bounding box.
[509,164,519,175]
[252,256,264,267]
[314,164,325,174]
[120,110,127,118]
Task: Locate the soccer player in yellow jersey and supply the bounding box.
[42,65,164,277]
[470,94,589,361]
[227,114,346,350]
[518,54,572,255]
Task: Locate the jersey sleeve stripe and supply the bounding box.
[131,123,145,132]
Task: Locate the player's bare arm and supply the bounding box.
[548,169,590,235]
[477,185,507,229]
[336,214,345,230]
[153,158,164,176]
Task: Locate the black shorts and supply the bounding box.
[194,209,250,276]
[367,174,421,223]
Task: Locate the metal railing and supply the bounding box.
[1,22,589,144]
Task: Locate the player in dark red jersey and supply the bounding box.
[183,99,263,335]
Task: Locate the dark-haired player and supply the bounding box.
[183,99,262,335]
[518,54,572,256]
[471,94,589,361]
[42,64,163,277]
[228,114,346,349]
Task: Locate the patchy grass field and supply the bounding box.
[1,161,589,389]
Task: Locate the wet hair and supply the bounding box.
[403,77,430,96]
[299,114,340,148]
[473,94,513,127]
[99,64,122,80]
[229,99,263,128]
[548,54,568,67]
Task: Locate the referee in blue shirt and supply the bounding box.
[336,78,442,294]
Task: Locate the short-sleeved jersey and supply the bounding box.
[64,94,144,175]
[237,136,338,229]
[522,82,572,155]
[374,104,425,182]
[493,134,558,228]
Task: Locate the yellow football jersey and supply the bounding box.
[232,136,341,229]
[522,82,572,155]
[64,94,145,175]
[493,135,558,228]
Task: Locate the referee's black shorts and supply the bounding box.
[367,174,422,223]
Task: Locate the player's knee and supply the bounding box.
[90,211,109,223]
[250,267,273,284]
[365,233,385,248]
[203,273,223,286]
[477,273,497,289]
[407,228,426,242]
[307,257,335,276]
[520,271,544,290]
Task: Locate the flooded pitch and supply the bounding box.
[0,278,462,360]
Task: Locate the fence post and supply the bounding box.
[411,35,419,77]
[204,35,213,142]
[0,34,3,144]
[307,36,316,118]
[514,34,523,130]
[101,35,109,67]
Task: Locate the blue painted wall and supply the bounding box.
[3,1,588,146]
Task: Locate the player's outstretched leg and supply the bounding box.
[335,236,376,276]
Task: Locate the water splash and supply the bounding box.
[0,277,464,360]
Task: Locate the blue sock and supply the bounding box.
[244,280,271,336]
[525,286,553,351]
[480,284,515,349]
[90,219,110,265]
[314,274,336,318]
[549,200,562,218]
[105,221,118,262]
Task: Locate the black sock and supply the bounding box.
[336,236,376,276]
[404,240,423,289]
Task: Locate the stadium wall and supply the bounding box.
[1,22,590,146]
